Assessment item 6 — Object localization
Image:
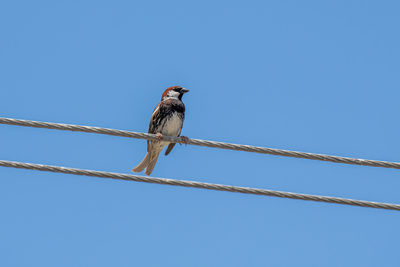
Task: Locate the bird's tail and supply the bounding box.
[132,152,151,173]
[145,151,161,175]
[131,150,161,175]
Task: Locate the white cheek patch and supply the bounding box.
[167,91,180,98]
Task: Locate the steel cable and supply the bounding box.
[1,160,399,211]
[1,117,400,170]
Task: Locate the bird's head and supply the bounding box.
[161,86,189,101]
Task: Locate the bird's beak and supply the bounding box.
[181,88,189,93]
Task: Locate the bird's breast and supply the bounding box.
[161,112,183,137]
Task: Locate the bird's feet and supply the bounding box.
[156,133,163,141]
[180,136,189,145]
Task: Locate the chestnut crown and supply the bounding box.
[161,86,189,101]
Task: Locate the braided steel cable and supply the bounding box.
[1,117,400,170]
[0,160,399,211]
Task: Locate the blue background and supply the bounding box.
[1,1,399,266]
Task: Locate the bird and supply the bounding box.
[132,86,189,175]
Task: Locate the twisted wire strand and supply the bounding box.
[1,117,399,170]
[0,159,399,211]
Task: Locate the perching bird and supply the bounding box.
[132,86,189,175]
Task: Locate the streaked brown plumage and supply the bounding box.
[132,86,189,175]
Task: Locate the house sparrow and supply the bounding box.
[132,86,189,175]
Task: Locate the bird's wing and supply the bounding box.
[165,143,176,155]
[147,103,162,152]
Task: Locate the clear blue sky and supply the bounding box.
[1,1,399,266]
